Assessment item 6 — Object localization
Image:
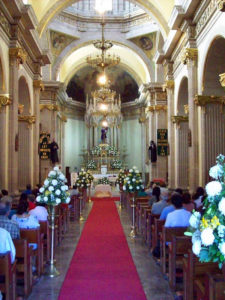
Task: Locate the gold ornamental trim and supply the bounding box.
[219,73,225,89]
[0,95,11,112]
[171,115,189,125]
[33,80,45,91]
[184,105,189,115]
[59,114,67,122]
[194,95,225,106]
[181,48,198,65]
[146,105,167,113]
[18,115,36,124]
[163,80,174,91]
[9,48,27,65]
[40,104,60,112]
[217,0,225,11]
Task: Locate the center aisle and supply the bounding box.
[58,199,147,300]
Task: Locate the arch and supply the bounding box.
[0,45,7,93]
[52,34,154,82]
[18,75,32,190]
[177,76,188,115]
[199,36,225,185]
[28,0,171,39]
[58,43,151,87]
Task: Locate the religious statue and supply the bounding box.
[101,127,108,144]
[50,138,59,165]
[148,140,157,163]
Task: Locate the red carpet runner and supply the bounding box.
[59,199,147,300]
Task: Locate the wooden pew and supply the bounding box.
[168,235,192,290]
[13,239,32,297]
[160,227,187,274]
[20,228,44,276]
[183,249,220,300]
[151,219,165,251]
[143,207,151,244]
[0,252,16,300]
[148,213,160,249]
[39,221,50,262]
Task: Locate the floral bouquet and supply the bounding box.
[37,166,70,205]
[185,154,225,268]
[107,146,119,156]
[87,170,94,183]
[76,169,91,190]
[91,146,101,156]
[111,159,122,169]
[98,177,110,185]
[123,166,144,193]
[86,160,97,170]
[116,169,126,186]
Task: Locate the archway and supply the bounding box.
[175,77,189,189]
[201,37,225,184]
[18,76,32,190]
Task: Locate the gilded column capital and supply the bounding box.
[59,113,67,122]
[163,80,174,91]
[219,73,225,90]
[138,116,146,123]
[18,115,36,124]
[0,95,12,112]
[181,48,198,65]
[217,0,225,11]
[40,104,60,112]
[33,80,45,91]
[194,95,225,106]
[171,115,189,125]
[9,48,27,65]
[146,105,167,114]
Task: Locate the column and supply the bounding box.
[8,48,23,193]
[94,126,98,146]
[164,80,175,189]
[33,80,43,185]
[183,49,199,193]
[139,115,147,182]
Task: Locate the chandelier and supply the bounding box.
[86,22,120,71]
[85,86,122,128]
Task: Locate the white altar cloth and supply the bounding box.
[94,184,112,197]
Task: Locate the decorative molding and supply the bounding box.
[138,116,146,123]
[171,115,189,125]
[59,113,67,122]
[163,80,174,91]
[40,104,60,112]
[146,105,167,114]
[33,80,45,91]
[18,115,36,124]
[184,105,189,114]
[0,11,10,37]
[194,95,225,106]
[181,48,198,65]
[18,104,24,115]
[9,48,27,65]
[219,73,225,89]
[217,0,225,11]
[0,96,12,112]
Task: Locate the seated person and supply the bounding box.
[151,188,169,215]
[23,184,32,195]
[1,189,8,196]
[0,195,12,205]
[32,184,41,197]
[28,194,36,211]
[182,192,195,212]
[175,188,183,195]
[0,227,16,263]
[29,203,48,222]
[148,186,161,207]
[144,181,155,196]
[165,193,191,227]
[12,198,39,229]
[193,186,205,209]
[0,202,20,239]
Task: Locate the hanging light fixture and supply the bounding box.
[95,0,112,14]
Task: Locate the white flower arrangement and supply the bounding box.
[185,154,225,268]
[98,177,110,185]
[123,166,143,193]
[86,160,97,170]
[38,167,70,205]
[76,169,90,189]
[116,169,126,186]
[110,159,122,170]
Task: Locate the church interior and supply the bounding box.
[0,0,225,299]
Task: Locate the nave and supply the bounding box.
[27,197,173,300]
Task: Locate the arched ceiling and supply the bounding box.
[26,0,173,38]
[59,44,151,86]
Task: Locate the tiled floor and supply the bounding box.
[27,202,173,300]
